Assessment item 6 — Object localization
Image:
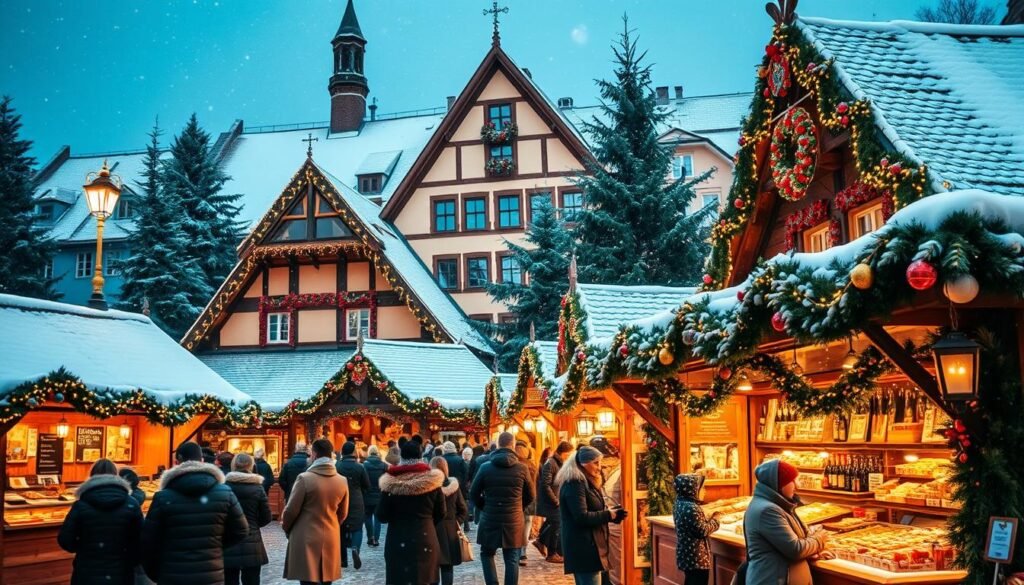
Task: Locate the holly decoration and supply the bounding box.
[906,259,938,291]
[770,107,818,201]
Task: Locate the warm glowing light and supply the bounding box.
[783,450,795,457]
[596,409,615,430]
[57,416,69,439]
[497,424,506,434]
[535,418,548,434]
[119,421,131,439]
[509,425,520,436]
[736,373,753,392]
[817,452,829,459]
[523,418,535,432]
[904,454,920,463]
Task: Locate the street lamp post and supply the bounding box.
[82,161,122,310]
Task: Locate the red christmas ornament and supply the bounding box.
[805,62,817,72]
[649,440,659,449]
[841,115,850,126]
[961,438,971,448]
[708,390,717,399]
[836,102,849,114]
[958,452,968,464]
[771,312,787,332]
[954,419,967,433]
[561,296,567,308]
[734,198,744,209]
[738,136,746,146]
[346,363,355,371]
[576,351,586,362]
[702,274,713,285]
[354,355,363,362]
[943,428,957,439]
[619,344,629,357]
[889,163,902,175]
[906,260,938,291]
[737,290,745,302]
[719,367,732,380]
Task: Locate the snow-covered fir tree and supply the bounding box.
[161,114,243,290]
[485,199,572,371]
[118,121,212,337]
[573,19,711,286]
[0,96,58,299]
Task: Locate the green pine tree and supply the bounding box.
[0,96,58,299]
[574,18,711,286]
[162,113,243,290]
[118,121,212,337]
[485,199,572,371]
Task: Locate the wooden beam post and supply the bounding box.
[611,383,675,449]
[670,405,686,475]
[861,321,955,419]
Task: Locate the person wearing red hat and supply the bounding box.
[736,459,829,585]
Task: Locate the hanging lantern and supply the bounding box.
[931,332,981,401]
[943,274,980,304]
[906,259,938,291]
[576,408,596,437]
[523,418,535,432]
[596,408,616,431]
[119,418,131,439]
[849,263,873,290]
[57,416,69,439]
[842,339,858,371]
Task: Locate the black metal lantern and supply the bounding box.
[931,332,981,401]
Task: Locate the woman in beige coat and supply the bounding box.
[282,439,349,585]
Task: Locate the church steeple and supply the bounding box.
[329,0,369,133]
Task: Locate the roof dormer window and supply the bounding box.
[357,174,383,195]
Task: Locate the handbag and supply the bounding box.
[457,527,474,561]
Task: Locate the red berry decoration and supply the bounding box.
[734,198,744,209]
[771,312,787,332]
[737,290,745,302]
[738,136,746,146]
[906,259,938,290]
[354,355,363,362]
[346,363,354,371]
[649,440,659,449]
[708,390,717,399]
[890,162,902,175]
[702,274,713,285]
[836,102,849,114]
[880,157,889,167]
[619,344,629,357]
[958,452,968,464]
[841,115,849,126]
[719,367,732,380]
[576,351,586,362]
[954,419,967,433]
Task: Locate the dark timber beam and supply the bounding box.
[612,383,675,449]
[861,321,955,420]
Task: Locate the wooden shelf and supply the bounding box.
[798,487,876,501]
[882,502,959,518]
[756,441,951,451]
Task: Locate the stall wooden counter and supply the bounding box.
[648,516,966,585]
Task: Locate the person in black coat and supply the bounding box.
[534,440,572,561]
[377,441,446,585]
[363,445,389,547]
[253,448,275,494]
[118,466,147,505]
[430,456,469,585]
[468,441,496,524]
[673,473,721,585]
[141,441,249,585]
[558,446,626,585]
[217,451,234,476]
[279,442,309,502]
[469,432,535,585]
[223,453,272,585]
[58,458,143,585]
[336,441,370,570]
[441,441,468,498]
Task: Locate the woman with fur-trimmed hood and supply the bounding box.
[377,441,446,585]
[430,456,469,585]
[58,458,143,585]
[223,453,272,585]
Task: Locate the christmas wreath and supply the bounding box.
[480,121,518,145]
[771,107,818,201]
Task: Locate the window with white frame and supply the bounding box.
[42,259,54,280]
[851,203,885,239]
[267,313,290,344]
[75,252,93,278]
[346,308,371,340]
[105,249,127,276]
[803,223,833,253]
[702,192,721,210]
[672,154,694,179]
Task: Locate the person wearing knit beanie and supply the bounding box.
[776,461,799,492]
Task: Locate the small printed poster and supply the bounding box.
[75,426,105,463]
[105,426,133,462]
[985,517,1018,563]
[848,414,870,442]
[36,433,64,476]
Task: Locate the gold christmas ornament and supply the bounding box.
[943,274,980,304]
[658,346,674,366]
[849,263,874,290]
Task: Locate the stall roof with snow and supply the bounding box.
[575,283,696,341]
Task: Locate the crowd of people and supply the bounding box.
[55,431,631,585]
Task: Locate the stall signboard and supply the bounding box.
[36,433,63,476]
[689,402,739,442]
[75,426,105,463]
[984,516,1018,563]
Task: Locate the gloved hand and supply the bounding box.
[611,508,628,524]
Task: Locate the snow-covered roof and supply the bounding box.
[220,114,443,227]
[797,18,1024,196]
[360,339,494,409]
[576,283,696,340]
[315,164,493,353]
[355,150,403,177]
[533,340,559,380]
[561,92,752,156]
[197,349,354,411]
[33,152,151,243]
[0,294,249,404]
[494,373,518,402]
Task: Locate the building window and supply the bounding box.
[36,203,56,221]
[105,249,127,276]
[497,195,521,228]
[433,199,457,233]
[500,255,523,284]
[436,258,459,291]
[114,198,134,220]
[851,203,885,239]
[346,308,371,340]
[561,191,583,222]
[672,154,694,179]
[702,192,721,210]
[528,192,552,224]
[487,103,512,129]
[464,197,487,231]
[267,313,290,344]
[358,175,382,195]
[466,256,490,289]
[75,252,93,279]
[489,144,513,162]
[42,259,54,279]
[803,223,833,253]
[499,314,517,325]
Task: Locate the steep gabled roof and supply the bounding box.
[576,283,696,341]
[380,44,595,221]
[797,18,1024,196]
[183,158,492,354]
[335,0,364,40]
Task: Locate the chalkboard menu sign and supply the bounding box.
[36,433,63,476]
[75,426,105,463]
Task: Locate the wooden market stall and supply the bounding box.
[0,294,251,585]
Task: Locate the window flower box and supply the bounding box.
[480,121,518,145]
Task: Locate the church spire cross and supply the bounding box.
[302,133,319,158]
[483,1,509,47]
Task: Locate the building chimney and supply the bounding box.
[557,97,574,109]
[655,86,669,105]
[446,95,457,111]
[674,85,684,100]
[369,97,378,121]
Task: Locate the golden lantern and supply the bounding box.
[931,332,981,401]
[56,416,69,439]
[596,408,615,431]
[82,161,123,310]
[576,408,596,438]
[119,418,131,439]
[736,373,753,392]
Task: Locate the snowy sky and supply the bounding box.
[0,0,983,163]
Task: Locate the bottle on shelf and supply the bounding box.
[758,404,767,439]
[821,459,830,490]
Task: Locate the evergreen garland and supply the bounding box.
[640,390,675,585]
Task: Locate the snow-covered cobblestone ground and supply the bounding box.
[259,521,575,585]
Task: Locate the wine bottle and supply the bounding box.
[821,457,830,490]
[758,404,767,439]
